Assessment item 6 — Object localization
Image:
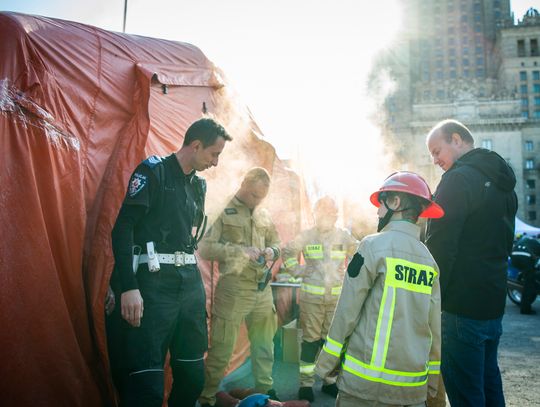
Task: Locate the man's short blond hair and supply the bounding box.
[243,167,271,186]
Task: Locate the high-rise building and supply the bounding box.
[373,1,540,225]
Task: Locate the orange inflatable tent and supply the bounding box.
[0,12,306,406]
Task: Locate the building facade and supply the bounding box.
[375,1,540,225]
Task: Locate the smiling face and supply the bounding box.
[427,130,463,172]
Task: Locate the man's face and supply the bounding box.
[315,208,338,232]
[192,137,226,171]
[239,179,269,209]
[427,131,461,172]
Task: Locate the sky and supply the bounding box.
[0,0,537,200]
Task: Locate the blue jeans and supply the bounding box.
[441,311,505,407]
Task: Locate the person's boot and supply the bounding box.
[521,307,537,315]
[297,386,314,402]
[266,388,280,401]
[321,383,338,398]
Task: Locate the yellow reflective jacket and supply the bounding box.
[198,197,281,290]
[315,221,441,405]
[282,226,358,304]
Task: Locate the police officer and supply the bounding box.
[198,167,281,407]
[281,196,358,402]
[511,236,540,315]
[108,118,231,407]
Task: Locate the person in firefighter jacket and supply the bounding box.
[281,196,358,402]
[316,172,443,407]
[198,167,281,407]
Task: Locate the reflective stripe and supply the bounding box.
[305,244,323,259]
[512,251,532,257]
[428,361,441,374]
[343,354,428,387]
[331,286,342,296]
[284,257,299,268]
[323,336,343,358]
[301,283,325,295]
[331,250,347,260]
[299,363,316,375]
[385,257,437,295]
[371,283,396,367]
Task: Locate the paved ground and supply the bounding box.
[220,297,540,406]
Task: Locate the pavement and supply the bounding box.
[215,297,540,407]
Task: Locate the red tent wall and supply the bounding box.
[0,12,308,406]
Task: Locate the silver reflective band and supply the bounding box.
[139,252,197,266]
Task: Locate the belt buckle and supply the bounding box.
[174,251,185,267]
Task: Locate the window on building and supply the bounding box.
[476,46,483,54]
[450,70,457,78]
[528,195,537,205]
[423,90,431,99]
[448,37,455,45]
[436,89,445,99]
[476,69,484,77]
[532,39,539,57]
[529,211,537,221]
[494,10,501,19]
[535,110,540,119]
[526,159,535,170]
[436,59,444,68]
[463,46,469,54]
[436,71,444,79]
[476,57,484,66]
[464,69,470,77]
[534,84,540,93]
[533,71,540,81]
[521,84,528,94]
[520,71,528,81]
[526,140,534,151]
[448,26,455,34]
[518,39,526,57]
[450,59,457,67]
[475,25,481,33]
[522,98,529,107]
[481,139,492,150]
[463,58,470,66]
[527,179,536,189]
[474,14,481,22]
[523,111,530,118]
[535,97,540,106]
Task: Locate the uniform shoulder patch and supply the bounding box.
[142,155,162,168]
[347,252,364,278]
[128,172,148,197]
[225,208,238,215]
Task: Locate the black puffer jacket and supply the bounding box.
[426,148,518,319]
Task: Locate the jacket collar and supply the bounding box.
[381,220,421,239]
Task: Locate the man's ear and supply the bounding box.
[451,132,463,147]
[189,139,202,151]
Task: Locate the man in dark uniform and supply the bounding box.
[511,236,540,315]
[108,117,231,407]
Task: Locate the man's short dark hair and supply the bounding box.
[432,119,474,145]
[183,117,232,147]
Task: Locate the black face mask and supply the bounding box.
[377,196,394,232]
[377,209,394,232]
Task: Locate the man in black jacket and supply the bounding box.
[425,119,517,407]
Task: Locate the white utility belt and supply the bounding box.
[139,252,197,267]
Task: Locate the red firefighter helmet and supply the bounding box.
[369,171,444,219]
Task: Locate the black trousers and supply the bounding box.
[107,263,208,407]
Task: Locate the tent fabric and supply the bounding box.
[515,217,540,236]
[0,12,307,406]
